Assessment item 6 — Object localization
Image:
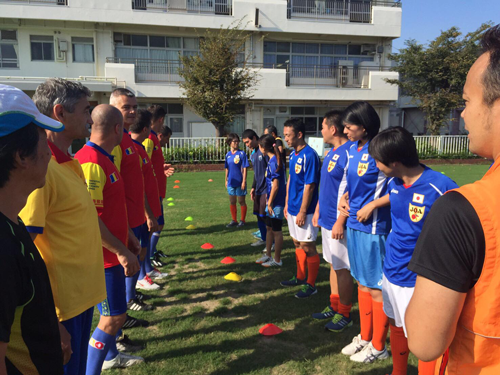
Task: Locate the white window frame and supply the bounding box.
[72,37,95,63]
[30,35,54,62]
[0,30,18,69]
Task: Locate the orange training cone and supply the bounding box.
[208,179,213,182]
[259,323,283,336]
[201,243,214,250]
[173,185,180,189]
[175,180,180,183]
[221,257,236,264]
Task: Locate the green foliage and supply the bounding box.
[388,23,492,134]
[164,145,250,163]
[179,20,259,137]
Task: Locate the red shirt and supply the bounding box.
[111,130,145,228]
[75,142,128,268]
[148,130,167,199]
[132,139,162,219]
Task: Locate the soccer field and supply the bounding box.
[105,164,488,375]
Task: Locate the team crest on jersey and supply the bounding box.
[412,193,424,204]
[90,338,105,350]
[333,154,340,161]
[328,161,336,172]
[409,203,425,222]
[357,162,368,176]
[361,154,369,161]
[234,155,240,164]
[154,145,159,151]
[143,158,148,165]
[125,147,134,155]
[109,172,118,184]
[295,163,302,174]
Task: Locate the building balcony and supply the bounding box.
[131,0,232,15]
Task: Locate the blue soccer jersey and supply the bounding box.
[346,141,391,235]
[250,148,269,195]
[318,141,353,229]
[287,145,320,216]
[225,150,249,188]
[384,166,459,287]
[265,155,286,208]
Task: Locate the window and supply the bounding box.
[169,118,183,133]
[72,37,94,63]
[0,30,18,68]
[151,103,184,134]
[30,35,54,61]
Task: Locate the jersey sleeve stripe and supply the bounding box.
[429,183,444,196]
[25,226,44,234]
[372,170,387,235]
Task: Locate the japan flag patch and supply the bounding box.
[412,193,424,204]
[89,338,105,350]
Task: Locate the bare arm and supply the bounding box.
[356,193,390,223]
[296,183,316,227]
[406,276,466,361]
[241,168,247,190]
[225,168,228,189]
[284,176,290,217]
[144,194,158,233]
[0,342,7,375]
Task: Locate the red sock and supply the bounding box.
[358,288,373,342]
[306,254,320,287]
[390,325,409,375]
[330,294,340,311]
[418,359,438,375]
[338,302,352,318]
[372,300,389,351]
[295,248,307,280]
[240,205,247,222]
[230,204,237,222]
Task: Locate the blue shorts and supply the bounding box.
[61,307,94,375]
[266,205,284,220]
[98,265,127,316]
[227,186,247,196]
[132,222,149,248]
[346,227,387,289]
[158,197,165,226]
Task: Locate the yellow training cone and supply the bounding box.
[186,224,196,230]
[224,272,242,282]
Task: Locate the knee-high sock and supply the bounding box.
[86,327,114,375]
[138,256,147,280]
[257,218,267,241]
[295,248,307,280]
[330,294,340,311]
[358,288,373,342]
[306,254,320,287]
[418,359,438,375]
[230,204,237,222]
[240,205,247,222]
[144,240,154,274]
[372,300,390,351]
[390,325,409,375]
[338,302,353,318]
[149,231,160,256]
[126,256,142,301]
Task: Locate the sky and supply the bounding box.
[393,0,500,51]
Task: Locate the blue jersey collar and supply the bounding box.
[86,141,114,163]
[131,138,146,150]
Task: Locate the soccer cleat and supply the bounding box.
[136,275,160,291]
[237,221,245,228]
[251,239,266,247]
[341,334,369,356]
[349,342,389,363]
[255,255,271,264]
[295,283,318,299]
[135,291,149,301]
[116,334,144,353]
[147,268,168,280]
[102,352,144,370]
[127,298,154,312]
[280,276,306,287]
[226,220,238,228]
[262,244,275,253]
[151,253,164,267]
[252,229,261,236]
[262,258,282,267]
[122,315,149,329]
[325,313,353,332]
[156,250,168,258]
[312,306,337,320]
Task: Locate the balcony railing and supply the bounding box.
[132,0,232,15]
[107,57,184,83]
[0,0,67,4]
[287,0,401,22]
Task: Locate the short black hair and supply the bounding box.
[226,133,240,146]
[129,109,152,134]
[369,127,419,168]
[0,123,40,188]
[342,101,380,140]
[242,129,258,140]
[160,125,172,137]
[480,24,500,107]
[111,88,135,98]
[265,125,278,137]
[323,110,346,136]
[283,118,305,138]
[148,104,167,123]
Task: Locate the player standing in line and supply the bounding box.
[264,125,287,173]
[225,133,249,228]
[255,134,286,267]
[367,127,458,375]
[311,110,354,332]
[338,101,392,363]
[280,118,321,298]
[75,105,143,371]
[242,129,269,247]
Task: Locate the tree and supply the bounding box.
[387,23,492,134]
[179,21,259,137]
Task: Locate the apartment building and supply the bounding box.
[0,0,401,140]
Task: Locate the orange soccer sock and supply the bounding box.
[330,294,340,311]
[418,359,438,375]
[230,204,237,222]
[306,254,320,287]
[240,205,247,223]
[295,248,307,280]
[372,300,390,351]
[358,288,373,342]
[338,302,353,318]
[390,325,410,375]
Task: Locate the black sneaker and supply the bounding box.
[116,334,144,353]
[156,250,168,258]
[151,253,164,267]
[122,314,149,329]
[226,220,238,228]
[135,291,149,302]
[237,220,245,228]
[127,298,154,312]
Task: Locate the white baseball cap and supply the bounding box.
[0,84,64,136]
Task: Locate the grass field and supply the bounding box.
[104,164,489,375]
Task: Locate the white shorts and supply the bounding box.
[286,213,319,242]
[382,274,415,336]
[321,227,350,271]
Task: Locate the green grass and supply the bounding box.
[102,165,487,375]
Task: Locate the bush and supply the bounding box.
[164,144,252,164]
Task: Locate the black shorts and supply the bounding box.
[265,216,283,232]
[253,194,267,218]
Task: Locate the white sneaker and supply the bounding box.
[251,239,266,247]
[262,258,282,267]
[349,342,389,363]
[262,244,275,253]
[255,255,271,264]
[102,352,144,370]
[341,334,369,356]
[136,276,160,291]
[147,269,168,280]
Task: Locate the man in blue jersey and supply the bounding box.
[225,133,249,227]
[281,118,321,298]
[312,110,354,331]
[368,127,458,375]
[242,129,269,247]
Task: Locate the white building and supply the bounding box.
[0,0,401,140]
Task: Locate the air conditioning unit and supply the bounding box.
[361,44,376,55]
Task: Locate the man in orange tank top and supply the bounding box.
[405,24,500,374]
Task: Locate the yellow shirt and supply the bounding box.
[143,137,155,160]
[20,144,105,321]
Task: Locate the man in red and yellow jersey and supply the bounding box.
[406,24,500,374]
